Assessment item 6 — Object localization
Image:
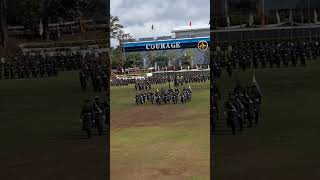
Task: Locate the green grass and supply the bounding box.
[0,71,106,157]
[4,61,319,180]
[110,81,210,180]
[0,71,108,180]
[215,60,320,180]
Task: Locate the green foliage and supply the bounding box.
[110,15,133,43]
[110,15,124,39]
[125,53,143,68]
[180,49,194,65]
[145,51,155,67]
[111,47,125,69]
[166,51,177,66]
[154,52,169,67]
[6,0,106,33]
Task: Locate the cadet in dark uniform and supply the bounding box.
[225,100,237,135]
[103,96,110,125]
[80,99,94,138]
[93,96,103,135]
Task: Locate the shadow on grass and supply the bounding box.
[48,129,109,142]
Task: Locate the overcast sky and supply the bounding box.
[110,0,210,47]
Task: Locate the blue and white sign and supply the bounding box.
[122,37,210,52]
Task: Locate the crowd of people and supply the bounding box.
[135,87,192,105]
[212,40,319,78]
[80,96,109,138]
[79,62,109,92]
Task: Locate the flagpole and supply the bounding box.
[308,0,311,24]
[290,9,293,41]
[152,24,156,40]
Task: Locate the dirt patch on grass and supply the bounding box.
[111,105,202,130]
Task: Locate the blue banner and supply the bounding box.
[122,37,210,52]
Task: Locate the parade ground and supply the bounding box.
[214,60,320,180]
[1,61,320,180]
[0,71,107,180]
[110,82,210,180]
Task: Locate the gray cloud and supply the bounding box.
[111,0,210,47]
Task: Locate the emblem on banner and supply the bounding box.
[198,40,208,51]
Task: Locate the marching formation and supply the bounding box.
[0,52,106,80]
[111,74,209,89]
[135,87,193,105]
[79,62,109,91]
[215,81,263,135]
[212,40,319,78]
[0,54,64,79]
[80,96,109,138]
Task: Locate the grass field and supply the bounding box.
[2,61,320,180]
[0,71,107,180]
[214,60,320,180]
[110,82,210,180]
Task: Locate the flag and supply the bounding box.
[301,9,304,23]
[276,10,281,24]
[189,21,192,28]
[314,9,318,23]
[39,19,44,36]
[289,10,293,25]
[249,13,254,27]
[252,71,263,97]
[226,15,231,27]
[151,24,154,30]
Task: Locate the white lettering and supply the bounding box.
[145,42,182,50]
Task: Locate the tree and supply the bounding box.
[110,15,124,39]
[111,47,125,69]
[0,0,8,48]
[126,53,143,68]
[145,51,155,67]
[180,49,194,66]
[110,15,133,46]
[15,0,106,39]
[166,51,177,66]
[154,52,168,67]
